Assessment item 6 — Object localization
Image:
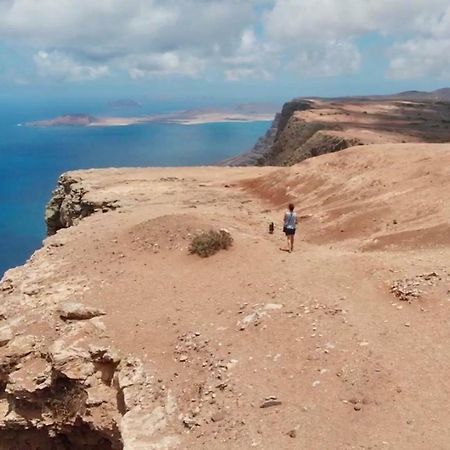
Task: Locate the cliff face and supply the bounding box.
[46,174,119,235]
[255,98,359,166]
[0,228,179,450]
[221,113,281,166]
[223,99,314,166]
[235,93,450,166]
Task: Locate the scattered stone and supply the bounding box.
[264,303,283,311]
[287,430,297,438]
[57,302,105,321]
[183,415,198,429]
[211,411,226,423]
[260,398,282,408]
[390,272,441,302]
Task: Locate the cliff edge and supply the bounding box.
[228,92,450,166]
[1,144,450,449]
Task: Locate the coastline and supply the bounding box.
[23,112,275,128]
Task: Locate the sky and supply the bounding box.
[1,0,450,103]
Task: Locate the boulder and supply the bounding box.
[58,302,105,321]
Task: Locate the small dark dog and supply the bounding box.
[269,222,274,234]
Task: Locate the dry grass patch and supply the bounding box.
[189,229,233,257]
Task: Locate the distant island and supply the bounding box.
[108,99,142,108]
[23,105,278,128]
[25,114,99,127]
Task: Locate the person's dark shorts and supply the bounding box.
[285,227,296,236]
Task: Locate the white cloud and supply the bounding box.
[288,40,361,77]
[389,38,450,79]
[265,0,450,78]
[125,52,205,79]
[0,0,263,81]
[2,0,450,82]
[33,50,108,81]
[264,0,450,41]
[388,5,450,78]
[225,68,272,81]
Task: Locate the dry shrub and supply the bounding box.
[189,229,233,257]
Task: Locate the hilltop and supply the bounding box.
[226,88,450,166]
[1,143,450,449]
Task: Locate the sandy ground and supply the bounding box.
[292,99,450,145]
[2,143,450,449]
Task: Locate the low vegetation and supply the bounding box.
[189,229,233,257]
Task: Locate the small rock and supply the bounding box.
[354,404,362,411]
[182,416,197,429]
[264,303,283,311]
[179,355,188,362]
[287,430,297,438]
[57,302,105,321]
[211,411,226,422]
[260,399,282,408]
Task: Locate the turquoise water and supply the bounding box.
[0,98,269,276]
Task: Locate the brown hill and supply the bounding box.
[1,143,450,449]
[227,89,450,166]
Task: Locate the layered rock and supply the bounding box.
[0,234,180,449]
[46,174,119,235]
[224,99,314,166]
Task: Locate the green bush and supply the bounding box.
[189,229,233,257]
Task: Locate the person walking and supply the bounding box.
[283,203,298,252]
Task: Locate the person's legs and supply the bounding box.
[289,235,294,252]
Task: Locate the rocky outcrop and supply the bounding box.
[223,99,314,166]
[0,249,180,449]
[251,99,358,166]
[46,174,119,235]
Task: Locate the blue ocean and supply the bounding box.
[0,97,270,276]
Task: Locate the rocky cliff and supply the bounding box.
[46,173,120,235]
[230,91,450,166]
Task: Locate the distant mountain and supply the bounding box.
[108,99,142,108]
[390,88,450,102]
